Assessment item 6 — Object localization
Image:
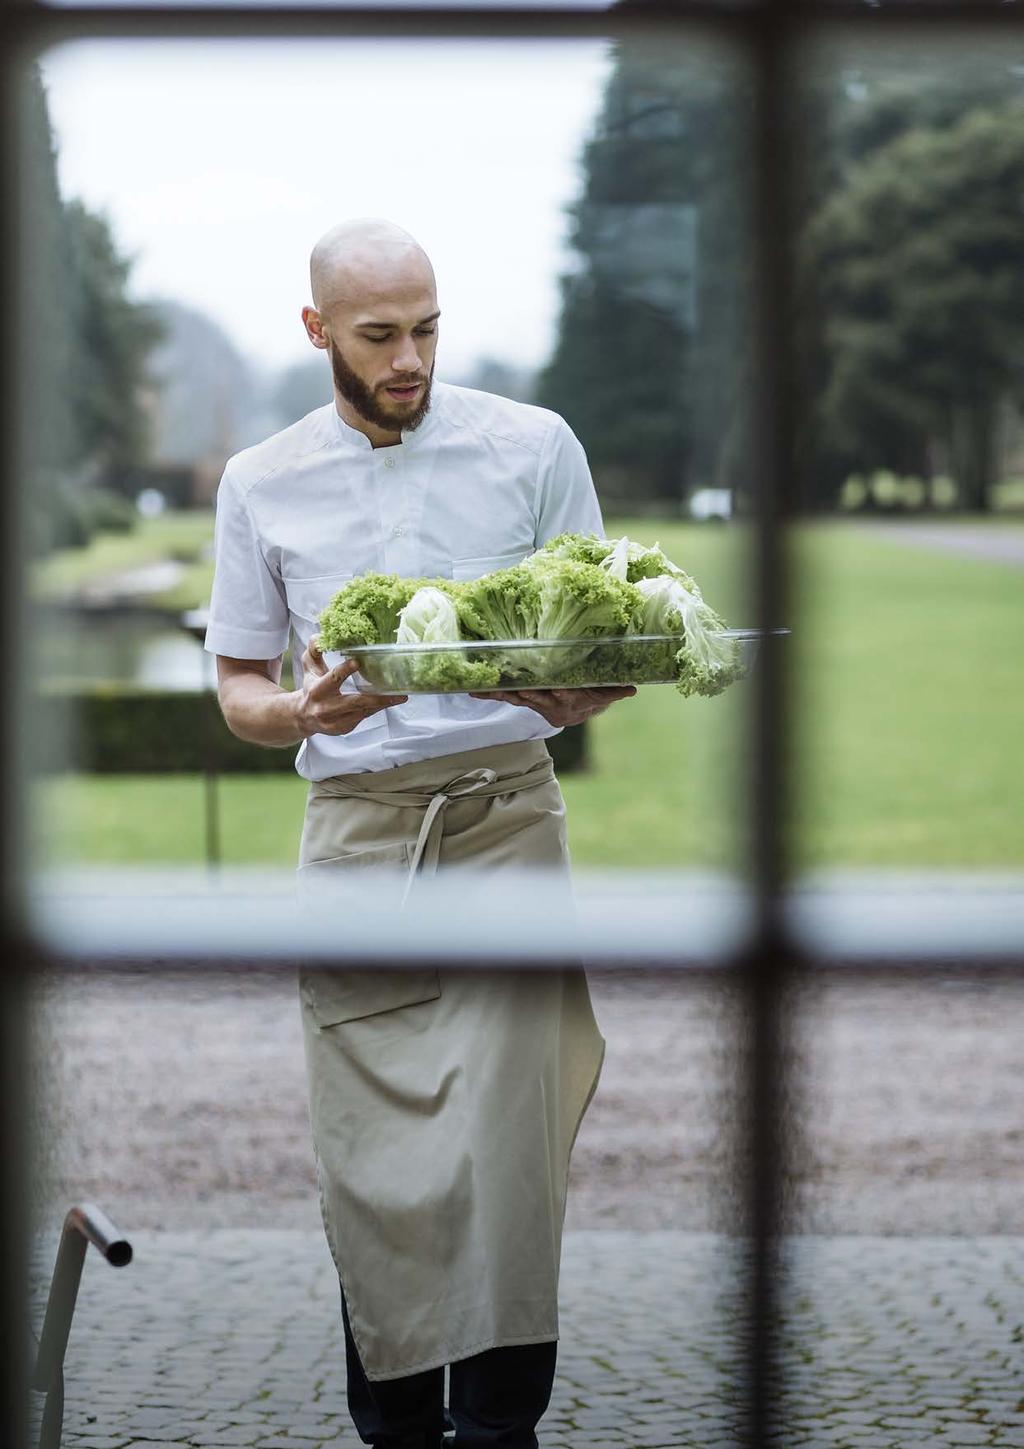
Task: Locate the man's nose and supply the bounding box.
[392,337,421,372]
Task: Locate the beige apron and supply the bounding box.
[295,738,606,1382]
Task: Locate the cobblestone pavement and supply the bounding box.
[27,1230,1024,1449]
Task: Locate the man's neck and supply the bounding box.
[333,394,401,450]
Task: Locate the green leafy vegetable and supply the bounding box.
[456,565,542,643]
[396,586,461,646]
[634,575,743,697]
[600,536,699,590]
[316,534,745,697]
[318,573,427,649]
[390,586,502,690]
[527,531,614,569]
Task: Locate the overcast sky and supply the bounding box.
[40,38,615,380]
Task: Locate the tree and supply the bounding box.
[18,62,74,483]
[537,37,754,511]
[63,199,165,485]
[453,357,536,405]
[802,103,1024,511]
[20,63,165,551]
[791,46,1024,508]
[147,300,264,464]
[270,356,333,431]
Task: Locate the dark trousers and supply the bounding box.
[341,1282,558,1449]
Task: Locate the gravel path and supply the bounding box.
[854,520,1024,566]
[27,966,1024,1237]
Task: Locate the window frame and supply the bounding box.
[3,2,1022,1444]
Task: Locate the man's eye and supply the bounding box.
[415,328,437,336]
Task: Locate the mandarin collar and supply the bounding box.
[330,382,443,453]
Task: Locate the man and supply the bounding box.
[204,218,634,1449]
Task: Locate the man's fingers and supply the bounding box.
[466,692,530,710]
[306,684,409,735]
[308,656,360,695]
[468,690,526,707]
[301,635,328,676]
[467,683,636,723]
[359,691,408,712]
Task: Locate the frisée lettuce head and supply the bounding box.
[315,533,746,697]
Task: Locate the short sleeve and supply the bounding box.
[533,414,605,547]
[203,466,290,660]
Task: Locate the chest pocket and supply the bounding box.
[451,550,529,582]
[282,573,353,626]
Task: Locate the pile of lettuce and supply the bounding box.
[317,532,744,697]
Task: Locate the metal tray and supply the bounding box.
[322,629,788,695]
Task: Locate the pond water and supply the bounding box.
[38,608,215,691]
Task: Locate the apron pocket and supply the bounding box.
[296,841,441,1027]
[301,965,441,1028]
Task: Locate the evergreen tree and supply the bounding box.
[537,38,754,512]
[792,46,1024,508]
[63,199,165,481]
[20,63,165,549]
[802,102,1024,510]
[544,37,1023,513]
[18,60,77,548]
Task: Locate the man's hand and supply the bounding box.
[296,637,408,737]
[467,684,636,727]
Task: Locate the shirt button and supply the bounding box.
[384,457,396,469]
[391,525,405,537]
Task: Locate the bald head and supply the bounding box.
[309,217,435,316]
[303,218,440,445]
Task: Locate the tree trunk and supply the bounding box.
[950,397,997,512]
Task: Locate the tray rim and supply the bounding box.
[322,627,790,658]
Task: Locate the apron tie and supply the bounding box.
[314,756,554,908]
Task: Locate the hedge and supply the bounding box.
[43,688,588,775]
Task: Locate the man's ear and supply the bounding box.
[302,306,330,350]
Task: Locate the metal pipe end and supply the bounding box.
[106,1240,132,1268]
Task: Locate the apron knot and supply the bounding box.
[311,748,554,911]
[405,767,500,903]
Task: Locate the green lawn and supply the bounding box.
[789,521,1023,867]
[32,510,214,602]
[33,773,310,868]
[31,519,1024,871]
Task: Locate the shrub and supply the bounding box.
[43,687,589,775]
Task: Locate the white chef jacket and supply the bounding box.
[203,380,605,779]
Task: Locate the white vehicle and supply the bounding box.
[688,487,733,522]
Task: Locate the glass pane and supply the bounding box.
[780,971,1024,1444]
[18,27,755,1449]
[29,962,749,1442]
[787,31,1024,954]
[23,30,757,958]
[778,26,1024,1444]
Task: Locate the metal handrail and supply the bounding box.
[30,1203,132,1449]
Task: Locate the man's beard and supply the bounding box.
[328,340,434,434]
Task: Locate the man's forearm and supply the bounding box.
[218,673,307,748]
